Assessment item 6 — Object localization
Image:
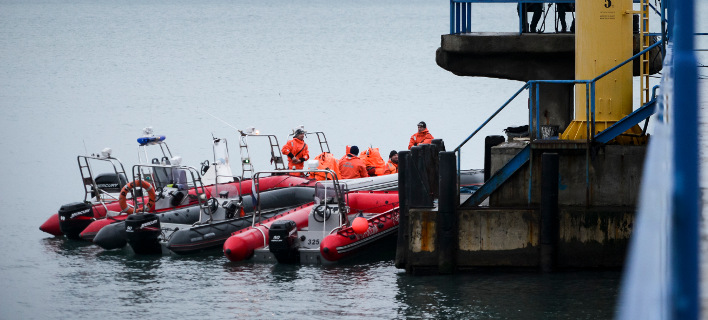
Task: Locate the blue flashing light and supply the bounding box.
[137,135,166,145]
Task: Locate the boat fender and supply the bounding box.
[118,180,156,214]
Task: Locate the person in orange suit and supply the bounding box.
[282,128,309,176]
[338,145,368,179]
[359,147,386,176]
[312,152,341,181]
[384,150,398,175]
[408,121,434,149]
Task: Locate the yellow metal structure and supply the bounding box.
[639,0,650,106]
[560,0,646,144]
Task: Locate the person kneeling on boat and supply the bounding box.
[312,152,341,181]
[408,121,434,149]
[384,150,398,175]
[338,145,368,179]
[282,128,309,177]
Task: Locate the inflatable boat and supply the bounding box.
[94,186,316,253]
[40,132,314,239]
[223,174,399,264]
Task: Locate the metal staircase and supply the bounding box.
[460,96,658,208]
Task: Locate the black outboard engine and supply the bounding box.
[269,220,299,263]
[58,202,94,239]
[91,173,128,197]
[125,213,162,254]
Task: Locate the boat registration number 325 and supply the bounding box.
[307,239,320,246]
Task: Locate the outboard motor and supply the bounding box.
[91,173,128,197]
[58,202,94,239]
[269,220,299,263]
[125,213,162,254]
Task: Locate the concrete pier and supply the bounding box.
[397,140,640,275]
[395,32,660,274]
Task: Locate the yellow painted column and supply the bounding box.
[561,0,643,143]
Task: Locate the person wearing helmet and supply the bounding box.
[338,145,368,179]
[408,121,434,149]
[281,128,309,176]
[384,150,398,175]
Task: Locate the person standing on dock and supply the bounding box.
[518,2,544,33]
[384,150,398,175]
[282,128,309,176]
[338,145,368,179]
[408,121,434,149]
[556,3,574,33]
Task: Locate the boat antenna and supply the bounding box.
[83,139,89,156]
[202,109,240,131]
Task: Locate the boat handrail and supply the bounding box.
[237,132,286,180]
[137,140,173,167]
[307,131,331,154]
[77,155,128,214]
[251,169,344,228]
[129,164,209,216]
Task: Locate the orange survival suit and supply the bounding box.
[408,129,434,149]
[384,160,398,175]
[338,151,368,179]
[359,147,386,176]
[281,136,309,176]
[312,152,341,181]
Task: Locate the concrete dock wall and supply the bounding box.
[490,143,646,207]
[402,206,633,274]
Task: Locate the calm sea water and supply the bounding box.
[0,0,653,319]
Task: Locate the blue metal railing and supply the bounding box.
[451,0,668,36]
[450,0,575,35]
[454,40,664,186]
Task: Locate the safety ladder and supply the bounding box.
[238,135,255,179]
[267,135,286,170]
[78,156,98,201]
[310,131,331,154]
[239,134,287,180]
[639,0,650,106]
[77,155,128,212]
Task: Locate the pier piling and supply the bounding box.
[540,153,559,272]
[437,151,458,274]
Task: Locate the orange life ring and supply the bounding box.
[118,180,156,214]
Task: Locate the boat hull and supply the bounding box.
[320,207,400,261]
[40,175,314,237]
[224,191,400,263]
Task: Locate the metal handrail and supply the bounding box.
[450,0,665,35]
[453,39,663,182]
[251,169,346,228]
